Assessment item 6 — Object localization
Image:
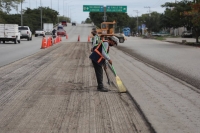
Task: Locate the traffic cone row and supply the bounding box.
[41,36,62,49]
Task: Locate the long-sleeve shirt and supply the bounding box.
[101,41,110,61]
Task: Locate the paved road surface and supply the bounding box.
[118,36,200,90]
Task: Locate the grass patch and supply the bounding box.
[154,36,166,40]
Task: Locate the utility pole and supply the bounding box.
[133,10,139,34]
[144,6,151,32]
[103,7,107,22]
[144,6,151,17]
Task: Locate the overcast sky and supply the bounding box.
[14,0,177,23]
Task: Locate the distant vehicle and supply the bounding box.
[0,24,20,44]
[57,25,64,30]
[61,20,67,27]
[18,26,32,41]
[35,29,45,37]
[151,32,161,37]
[56,29,66,36]
[43,23,53,35]
[123,27,131,37]
[72,22,76,26]
[96,21,125,43]
[181,31,193,38]
[151,31,170,37]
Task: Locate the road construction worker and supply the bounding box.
[91,28,100,52]
[89,36,119,92]
[52,28,56,38]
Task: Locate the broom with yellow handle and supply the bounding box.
[102,42,127,93]
[106,61,127,93]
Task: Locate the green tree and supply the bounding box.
[85,18,92,23]
[127,17,136,34]
[89,12,130,31]
[140,12,161,32]
[0,0,25,13]
[161,0,193,30]
[183,2,200,43]
[2,7,59,33]
[0,10,6,23]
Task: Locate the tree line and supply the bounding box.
[89,0,200,43]
[0,0,70,33]
[0,0,199,42]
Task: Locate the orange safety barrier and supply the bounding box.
[41,37,47,49]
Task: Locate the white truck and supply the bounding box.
[0,24,20,44]
[43,23,53,35]
[18,26,32,41]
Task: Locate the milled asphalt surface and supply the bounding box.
[0,25,153,133]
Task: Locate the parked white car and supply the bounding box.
[18,26,32,41]
[35,29,45,37]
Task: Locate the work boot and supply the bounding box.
[98,87,109,92]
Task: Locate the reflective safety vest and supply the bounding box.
[89,41,109,65]
[93,35,100,47]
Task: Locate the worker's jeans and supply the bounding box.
[92,60,103,89]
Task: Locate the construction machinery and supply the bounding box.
[96,21,125,43]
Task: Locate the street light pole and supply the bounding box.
[64,0,73,17]
[21,0,22,26]
[40,0,42,29]
[133,10,138,34]
[58,0,59,23]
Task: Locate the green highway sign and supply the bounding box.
[83,5,104,12]
[106,6,127,12]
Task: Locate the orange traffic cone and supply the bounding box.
[47,37,50,47]
[78,35,80,41]
[66,34,68,39]
[50,37,53,46]
[41,37,47,49]
[88,35,90,42]
[56,36,59,43]
[58,36,60,42]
